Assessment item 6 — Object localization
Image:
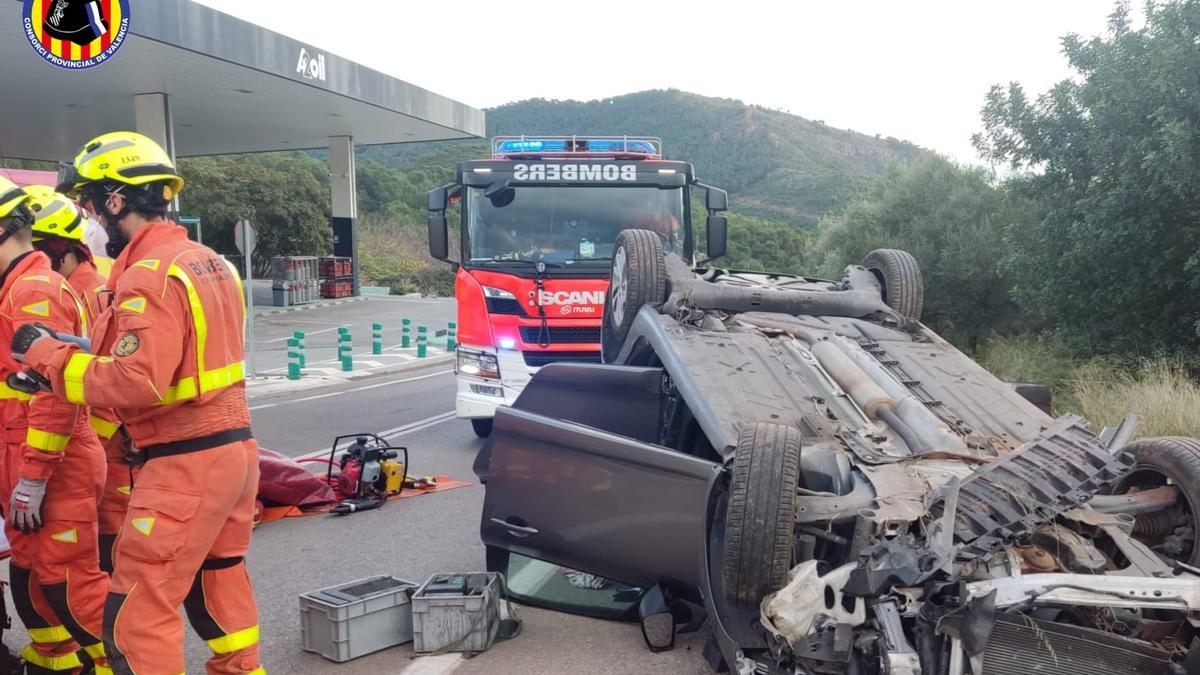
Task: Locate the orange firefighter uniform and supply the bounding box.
[63,260,129,571]
[23,221,262,675]
[0,251,108,673]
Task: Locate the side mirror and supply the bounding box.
[427,186,448,212]
[427,214,449,260]
[705,215,728,260]
[706,186,728,212]
[638,585,676,653]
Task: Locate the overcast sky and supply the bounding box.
[194,0,1128,164]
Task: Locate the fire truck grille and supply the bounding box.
[518,327,602,344]
[522,351,602,368]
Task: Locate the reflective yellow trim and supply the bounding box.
[49,529,77,543]
[131,517,154,536]
[19,275,51,283]
[95,667,113,675]
[160,362,246,404]
[117,485,132,496]
[118,297,146,314]
[89,415,120,440]
[21,300,49,317]
[222,258,248,316]
[132,259,161,271]
[168,265,207,384]
[0,382,32,401]
[63,352,97,405]
[246,668,266,675]
[207,625,260,654]
[20,645,82,670]
[83,642,106,659]
[27,625,72,643]
[26,428,69,453]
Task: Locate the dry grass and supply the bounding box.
[1070,358,1200,438]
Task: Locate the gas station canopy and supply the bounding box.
[0,0,484,161]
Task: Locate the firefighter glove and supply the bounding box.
[11,323,58,363]
[9,477,47,534]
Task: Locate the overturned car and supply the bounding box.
[475,228,1200,674]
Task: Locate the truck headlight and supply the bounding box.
[457,348,500,379]
[481,286,516,299]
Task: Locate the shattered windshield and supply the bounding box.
[465,186,685,268]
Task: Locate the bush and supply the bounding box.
[356,214,455,297]
[977,333,1080,393]
[1070,358,1200,439]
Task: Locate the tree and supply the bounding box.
[814,156,1028,351]
[178,153,332,274]
[974,1,1200,353]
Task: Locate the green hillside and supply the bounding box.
[360,89,928,226]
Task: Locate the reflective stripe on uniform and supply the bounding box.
[160,362,245,404]
[206,625,259,654]
[89,415,120,439]
[26,428,69,453]
[27,625,72,643]
[156,264,244,405]
[0,382,32,401]
[246,668,266,675]
[20,645,82,671]
[83,642,106,659]
[63,352,97,404]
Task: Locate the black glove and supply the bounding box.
[11,323,57,364]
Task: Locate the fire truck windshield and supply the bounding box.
[466,185,685,268]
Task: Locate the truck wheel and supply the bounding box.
[471,418,494,438]
[1111,437,1200,566]
[862,249,924,320]
[602,229,667,362]
[722,423,801,607]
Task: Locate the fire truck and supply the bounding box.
[427,136,729,436]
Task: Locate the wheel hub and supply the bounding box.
[611,247,628,327]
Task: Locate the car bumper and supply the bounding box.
[455,346,536,420]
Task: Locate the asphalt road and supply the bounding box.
[0,361,704,674]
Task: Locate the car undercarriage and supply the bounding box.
[476,230,1200,674]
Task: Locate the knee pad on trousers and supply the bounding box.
[9,565,52,633]
[42,581,101,646]
[182,558,244,642]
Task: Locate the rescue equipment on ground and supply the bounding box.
[323,434,408,515]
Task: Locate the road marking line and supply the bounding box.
[248,370,453,410]
[291,410,457,461]
[254,324,347,344]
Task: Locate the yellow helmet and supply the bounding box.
[58,131,184,201]
[0,177,33,220]
[24,185,85,243]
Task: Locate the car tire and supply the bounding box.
[602,229,667,362]
[1111,436,1200,566]
[471,418,494,438]
[862,249,924,320]
[722,422,801,607]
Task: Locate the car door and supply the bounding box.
[479,363,720,592]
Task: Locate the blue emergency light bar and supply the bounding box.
[492,136,662,158]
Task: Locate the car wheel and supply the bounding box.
[471,418,494,438]
[722,422,801,607]
[1111,436,1200,566]
[602,229,667,362]
[862,249,924,320]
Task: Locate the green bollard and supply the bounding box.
[447,322,457,351]
[372,323,383,355]
[294,330,306,368]
[417,325,428,358]
[402,318,412,348]
[339,328,352,371]
[287,338,301,380]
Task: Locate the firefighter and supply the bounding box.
[12,132,263,675]
[24,186,127,574]
[0,178,109,673]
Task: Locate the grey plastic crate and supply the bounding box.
[300,575,417,663]
[411,572,502,655]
